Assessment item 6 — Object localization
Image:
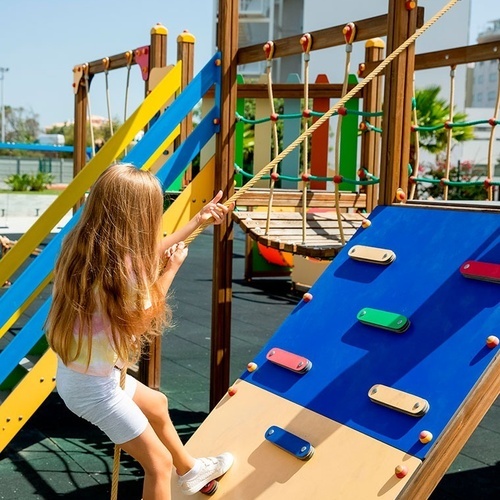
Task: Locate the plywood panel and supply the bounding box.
[172,380,421,499]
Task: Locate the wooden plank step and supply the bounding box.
[234,211,366,221]
[235,188,367,209]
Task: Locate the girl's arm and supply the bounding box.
[158,190,232,255]
[157,242,188,295]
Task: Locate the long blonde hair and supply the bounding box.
[46,164,170,367]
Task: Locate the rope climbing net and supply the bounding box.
[185,0,462,247]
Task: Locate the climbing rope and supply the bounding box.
[409,80,420,200]
[486,60,500,201]
[184,0,461,246]
[263,41,279,235]
[123,51,134,156]
[83,64,96,157]
[111,367,127,500]
[333,23,358,245]
[442,65,456,200]
[103,57,114,137]
[300,33,313,243]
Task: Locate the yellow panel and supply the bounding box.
[171,380,422,500]
[143,125,180,174]
[0,349,57,453]
[161,157,215,235]
[0,272,53,340]
[0,61,182,286]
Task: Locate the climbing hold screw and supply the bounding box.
[303,292,313,302]
[486,335,499,349]
[419,430,433,444]
[395,464,408,478]
[361,219,371,228]
[247,362,258,372]
[396,188,406,202]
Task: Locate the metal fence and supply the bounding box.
[0,156,74,188]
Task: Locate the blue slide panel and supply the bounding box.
[0,300,51,386]
[157,106,219,190]
[241,205,500,459]
[125,51,221,168]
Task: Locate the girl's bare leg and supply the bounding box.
[133,381,196,475]
[120,424,173,500]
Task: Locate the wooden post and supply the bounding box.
[147,23,167,95]
[139,24,167,390]
[177,31,196,184]
[378,0,417,205]
[360,38,384,212]
[211,0,238,409]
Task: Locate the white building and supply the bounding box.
[218,2,500,184]
[467,19,500,108]
[229,0,471,109]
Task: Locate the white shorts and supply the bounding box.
[56,359,148,445]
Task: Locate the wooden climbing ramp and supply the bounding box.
[173,203,500,499]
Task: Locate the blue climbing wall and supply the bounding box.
[241,205,500,460]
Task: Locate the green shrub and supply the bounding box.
[29,172,54,191]
[4,172,54,192]
[5,173,31,191]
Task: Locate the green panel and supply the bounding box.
[29,335,49,356]
[0,364,27,390]
[339,74,360,192]
[235,74,245,187]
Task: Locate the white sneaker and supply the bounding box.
[178,452,234,496]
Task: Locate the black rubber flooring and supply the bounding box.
[0,228,498,499]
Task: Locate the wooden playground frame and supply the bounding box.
[212,0,499,398]
[211,3,499,496]
[65,3,499,495]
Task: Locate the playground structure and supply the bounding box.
[0,0,498,498]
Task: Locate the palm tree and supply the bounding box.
[414,85,473,154]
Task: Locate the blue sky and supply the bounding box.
[0,0,497,130]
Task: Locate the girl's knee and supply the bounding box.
[146,390,170,423]
[143,447,173,476]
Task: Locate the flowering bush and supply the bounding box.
[414,160,487,200]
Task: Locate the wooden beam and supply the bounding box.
[237,8,423,66]
[205,83,363,100]
[78,50,139,76]
[359,40,500,76]
[211,0,238,410]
